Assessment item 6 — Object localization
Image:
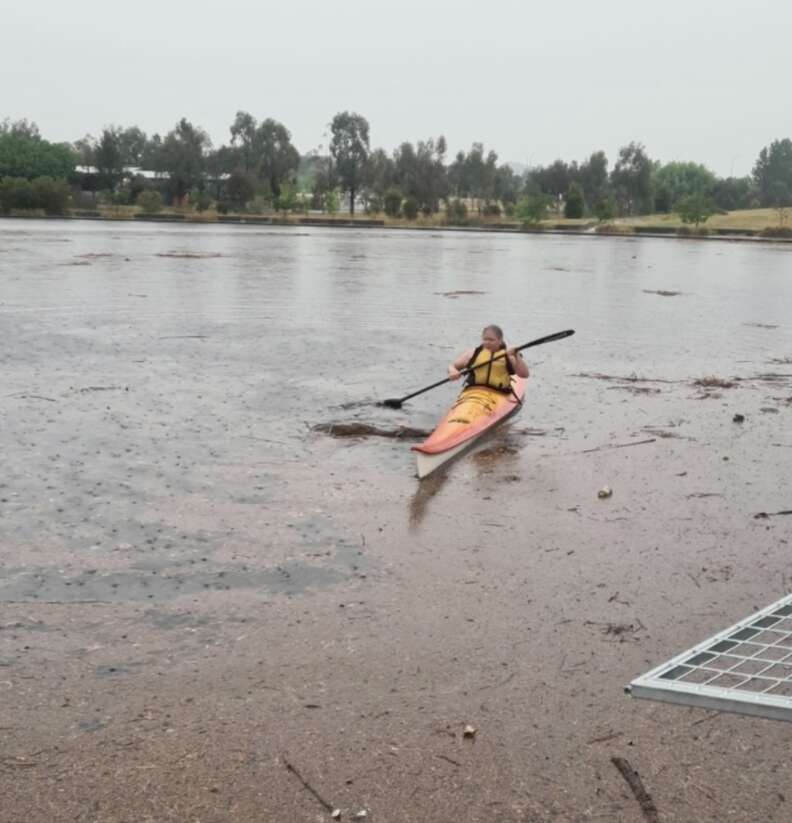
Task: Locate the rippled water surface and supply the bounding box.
[4,219,792,822]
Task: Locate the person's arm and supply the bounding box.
[506,347,530,378]
[448,350,473,380]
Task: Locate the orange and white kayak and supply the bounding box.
[411,377,526,478]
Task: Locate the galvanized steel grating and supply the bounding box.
[629,593,792,722]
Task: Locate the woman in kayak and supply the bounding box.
[447,325,529,389]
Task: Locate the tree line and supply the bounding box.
[1,114,791,222]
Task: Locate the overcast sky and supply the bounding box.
[4,0,791,176]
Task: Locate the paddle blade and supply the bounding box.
[382,398,403,409]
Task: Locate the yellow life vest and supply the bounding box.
[466,345,514,391]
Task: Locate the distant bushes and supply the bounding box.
[0,176,70,214]
[383,188,402,217]
[760,226,792,238]
[136,189,163,213]
[445,199,468,225]
[402,196,418,220]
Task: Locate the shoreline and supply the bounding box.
[2,211,791,245]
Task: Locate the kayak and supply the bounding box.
[411,377,526,478]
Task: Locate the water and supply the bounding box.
[1,218,791,563]
[3,219,792,821]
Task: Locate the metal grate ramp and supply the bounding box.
[629,593,792,722]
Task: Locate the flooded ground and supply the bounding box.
[2,218,792,822]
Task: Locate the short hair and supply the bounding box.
[482,324,504,340]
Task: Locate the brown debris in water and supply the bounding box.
[693,376,737,389]
[573,372,679,385]
[754,510,792,519]
[156,251,222,259]
[607,385,661,395]
[643,289,682,296]
[434,290,487,297]
[313,422,431,439]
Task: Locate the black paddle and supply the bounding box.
[382,329,575,409]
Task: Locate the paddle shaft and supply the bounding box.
[387,329,575,407]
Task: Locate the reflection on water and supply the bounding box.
[409,467,450,527]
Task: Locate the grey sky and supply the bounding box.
[4,0,791,176]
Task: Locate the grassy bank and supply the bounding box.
[3,205,790,239]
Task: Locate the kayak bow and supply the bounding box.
[411,377,526,478]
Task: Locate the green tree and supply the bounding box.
[329,111,370,216]
[564,182,585,218]
[274,182,299,212]
[447,150,470,197]
[310,154,337,209]
[392,136,448,213]
[229,111,258,172]
[611,142,654,215]
[516,193,550,225]
[579,151,609,210]
[225,168,256,211]
[137,189,163,213]
[119,126,147,166]
[206,146,237,199]
[260,119,300,199]
[769,180,791,226]
[0,118,41,140]
[712,176,755,211]
[594,196,616,222]
[753,139,792,207]
[653,161,716,210]
[231,114,300,200]
[0,132,74,180]
[94,127,124,189]
[154,118,211,203]
[72,135,96,167]
[323,190,339,215]
[363,147,395,208]
[383,188,402,217]
[530,159,571,200]
[402,196,419,220]
[493,164,521,208]
[676,193,712,227]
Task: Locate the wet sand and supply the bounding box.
[2,220,792,822]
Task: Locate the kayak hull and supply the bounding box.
[411,377,526,478]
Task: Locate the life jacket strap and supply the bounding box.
[464,343,514,389]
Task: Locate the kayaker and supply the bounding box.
[447,325,529,389]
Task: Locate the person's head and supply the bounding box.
[481,324,504,352]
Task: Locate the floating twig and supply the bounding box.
[754,510,792,519]
[6,394,57,402]
[581,438,656,454]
